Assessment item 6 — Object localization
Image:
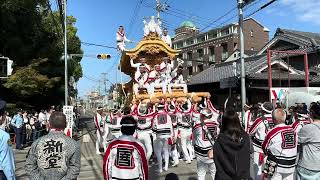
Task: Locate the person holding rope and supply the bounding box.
[249,102,274,180]
[152,102,174,173]
[177,99,194,164]
[94,107,106,155]
[192,108,219,180]
[134,102,156,162]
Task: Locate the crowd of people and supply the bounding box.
[0,100,81,180]
[1,97,320,180]
[93,98,320,180]
[0,107,56,150]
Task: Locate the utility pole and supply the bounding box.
[238,0,246,121]
[101,73,107,95]
[156,0,161,20]
[98,80,101,95]
[63,0,68,105]
[155,0,168,22]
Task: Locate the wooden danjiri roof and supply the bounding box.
[119,32,180,76]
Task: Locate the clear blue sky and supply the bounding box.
[67,0,320,97]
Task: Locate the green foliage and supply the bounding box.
[4,59,61,96]
[0,0,83,109]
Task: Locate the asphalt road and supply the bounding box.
[14,115,212,180]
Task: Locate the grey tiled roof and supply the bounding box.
[247,73,305,80]
[311,76,320,84]
[278,29,320,44]
[188,55,265,85]
[188,54,310,85]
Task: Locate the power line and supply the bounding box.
[200,6,238,32]
[142,1,211,29]
[56,0,64,27]
[201,0,267,32]
[165,8,212,25]
[81,41,118,49]
[245,0,278,18]
[83,74,99,82]
[167,6,212,22]
[46,1,63,38]
[127,0,144,36]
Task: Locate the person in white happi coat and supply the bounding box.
[177,99,194,164]
[94,107,106,154]
[291,113,312,134]
[154,57,173,94]
[262,108,297,180]
[249,102,274,180]
[147,68,161,94]
[243,104,253,133]
[116,26,131,51]
[103,116,149,180]
[166,100,180,167]
[152,103,174,173]
[169,65,187,93]
[130,58,151,95]
[161,28,172,47]
[192,108,220,180]
[108,110,122,139]
[136,103,156,161]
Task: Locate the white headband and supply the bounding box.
[261,105,272,114]
[121,124,136,127]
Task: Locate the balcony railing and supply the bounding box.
[187,60,192,67]
[209,55,215,62]
[222,52,229,60]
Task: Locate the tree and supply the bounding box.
[0,0,83,110]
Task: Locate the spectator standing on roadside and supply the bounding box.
[208,110,252,180]
[26,111,81,180]
[11,110,24,150]
[0,99,16,180]
[21,111,29,146]
[0,111,7,130]
[296,104,320,179]
[31,113,41,141]
[38,109,47,136]
[5,112,12,132]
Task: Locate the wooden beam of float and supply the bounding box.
[119,32,180,76]
[134,92,211,103]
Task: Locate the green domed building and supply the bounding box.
[179,21,196,29]
[174,20,199,40]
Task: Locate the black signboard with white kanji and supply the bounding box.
[281,130,296,149]
[115,147,134,169]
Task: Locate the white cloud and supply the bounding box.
[280,0,320,25]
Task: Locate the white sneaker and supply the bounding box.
[163,167,168,171]
[155,169,163,174]
[172,161,179,167]
[96,151,102,155]
[186,160,192,164]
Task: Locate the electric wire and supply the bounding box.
[245,0,278,18]
[81,42,118,49]
[46,1,63,38]
[127,0,144,36]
